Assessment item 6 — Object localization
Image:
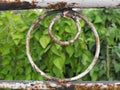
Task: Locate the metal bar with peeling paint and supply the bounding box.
[0,80,120,90]
[0,0,120,10]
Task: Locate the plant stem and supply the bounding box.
[106,44,110,80]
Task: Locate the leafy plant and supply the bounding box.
[0,9,120,81]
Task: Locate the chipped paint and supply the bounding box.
[47,2,67,8]
[117,3,120,7]
[0,1,37,10]
[0,0,120,10]
[48,13,81,46]
[0,81,120,90]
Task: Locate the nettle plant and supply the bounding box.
[0,9,120,81]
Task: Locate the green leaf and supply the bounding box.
[12,33,23,45]
[25,74,31,80]
[90,69,98,81]
[19,26,28,33]
[6,75,13,80]
[0,74,4,79]
[39,36,50,49]
[61,53,66,61]
[1,48,10,56]
[114,63,120,73]
[65,26,72,33]
[91,73,98,81]
[74,50,82,57]
[26,66,32,74]
[80,21,85,27]
[66,46,74,57]
[53,56,65,70]
[51,45,60,56]
[0,21,3,26]
[12,34,23,40]
[1,56,11,65]
[53,58,62,70]
[1,59,10,65]
[115,52,120,58]
[94,16,103,23]
[76,63,82,74]
[34,31,41,41]
[13,39,21,45]
[81,53,89,65]
[52,66,63,77]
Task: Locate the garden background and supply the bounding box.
[0,9,120,81]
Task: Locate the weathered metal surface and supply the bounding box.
[0,80,120,90]
[48,12,81,46]
[0,0,120,10]
[26,9,100,83]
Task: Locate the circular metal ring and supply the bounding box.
[26,9,100,83]
[48,14,81,46]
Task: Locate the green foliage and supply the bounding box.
[0,9,120,81]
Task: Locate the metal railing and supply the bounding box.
[0,0,120,89]
[26,8,100,83]
[0,80,120,90]
[0,0,120,10]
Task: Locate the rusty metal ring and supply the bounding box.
[26,9,100,83]
[48,14,81,46]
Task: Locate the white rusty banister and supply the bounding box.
[0,80,120,90]
[0,0,120,10]
[0,0,120,90]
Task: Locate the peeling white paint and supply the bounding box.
[0,81,120,89]
[35,0,120,8]
[0,0,120,10]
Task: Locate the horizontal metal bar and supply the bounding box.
[0,80,120,90]
[0,0,120,10]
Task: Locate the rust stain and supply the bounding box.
[48,2,67,8]
[74,84,119,90]
[117,4,120,7]
[0,81,120,90]
[92,84,102,89]
[70,3,79,7]
[0,0,7,3]
[75,84,87,90]
[31,0,38,5]
[63,11,72,17]
[0,0,40,10]
[0,1,38,10]
[32,0,35,5]
[116,84,120,89]
[0,0,20,3]
[71,3,76,6]
[15,0,20,2]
